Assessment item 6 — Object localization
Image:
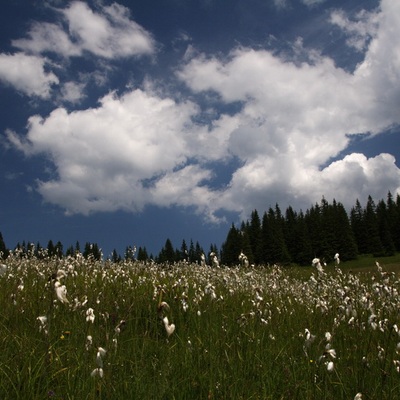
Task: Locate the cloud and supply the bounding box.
[59,81,87,104]
[176,0,400,216]
[0,53,58,98]
[5,0,400,221]
[12,1,156,59]
[329,8,380,52]
[7,87,220,215]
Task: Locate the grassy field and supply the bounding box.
[1,253,400,399]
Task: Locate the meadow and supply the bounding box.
[1,252,400,399]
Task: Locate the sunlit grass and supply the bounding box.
[1,253,400,399]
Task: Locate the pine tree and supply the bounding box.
[159,238,175,263]
[194,241,204,264]
[221,224,241,265]
[350,199,368,254]
[137,247,148,261]
[47,240,55,258]
[284,207,312,265]
[364,196,385,256]
[0,232,9,259]
[266,207,291,264]
[180,239,189,261]
[387,192,400,251]
[376,199,395,256]
[239,222,253,264]
[248,210,262,264]
[331,200,358,261]
[112,249,122,263]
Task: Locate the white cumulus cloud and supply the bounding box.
[12,1,156,59]
[0,53,58,98]
[7,87,218,216]
[4,0,400,221]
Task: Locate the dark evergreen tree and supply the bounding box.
[387,192,400,251]
[180,239,189,261]
[158,238,176,263]
[330,200,358,261]
[35,242,45,259]
[208,244,219,264]
[47,240,56,258]
[305,203,323,258]
[0,232,8,259]
[124,245,136,261]
[364,196,385,256]
[112,249,122,262]
[84,242,102,260]
[188,240,196,263]
[284,207,313,265]
[248,210,262,264]
[221,224,241,265]
[239,222,253,264]
[266,207,291,264]
[194,241,204,264]
[55,241,64,258]
[350,199,368,254]
[137,246,148,261]
[376,199,396,256]
[66,245,75,258]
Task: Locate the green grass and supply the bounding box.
[1,254,400,399]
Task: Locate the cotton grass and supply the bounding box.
[0,251,400,398]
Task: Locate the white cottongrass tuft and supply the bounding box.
[54,281,69,304]
[327,361,334,372]
[91,346,106,378]
[86,308,95,323]
[91,368,104,378]
[163,316,175,337]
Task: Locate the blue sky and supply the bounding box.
[1,0,399,258]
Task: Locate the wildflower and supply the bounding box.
[325,348,337,359]
[0,264,7,276]
[86,308,95,323]
[325,332,332,342]
[86,335,93,351]
[157,301,170,318]
[393,360,400,373]
[37,315,48,335]
[304,328,315,345]
[115,319,126,334]
[334,253,340,265]
[93,346,107,378]
[54,281,69,304]
[37,315,47,326]
[327,361,334,372]
[91,368,104,378]
[163,316,175,337]
[56,269,66,280]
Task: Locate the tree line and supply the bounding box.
[220,192,400,266]
[1,192,399,266]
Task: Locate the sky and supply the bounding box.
[0,0,399,259]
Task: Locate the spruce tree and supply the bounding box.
[284,207,312,265]
[221,224,241,265]
[0,232,9,259]
[159,238,175,263]
[387,192,400,251]
[350,199,368,254]
[364,196,385,256]
[331,200,358,261]
[248,210,262,264]
[376,199,395,256]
